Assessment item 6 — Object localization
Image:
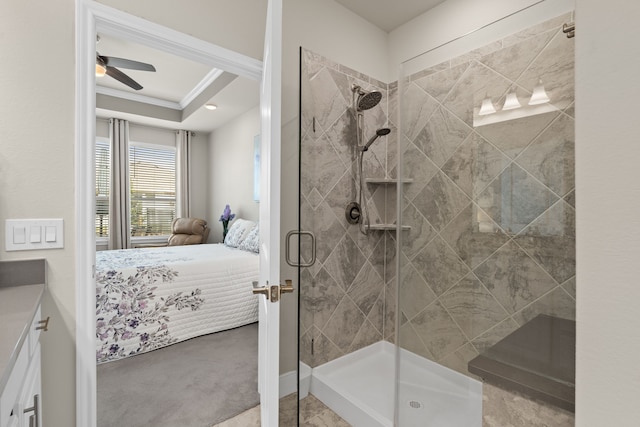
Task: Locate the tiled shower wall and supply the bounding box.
[398,14,576,378]
[299,49,398,368]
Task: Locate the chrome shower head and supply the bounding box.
[361,128,391,152]
[352,84,382,111]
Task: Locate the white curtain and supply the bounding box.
[108,118,131,250]
[176,130,192,218]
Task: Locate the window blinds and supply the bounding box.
[95,139,110,238]
[129,142,176,236]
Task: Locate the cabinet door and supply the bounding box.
[19,345,41,427]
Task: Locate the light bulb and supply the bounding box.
[95,63,107,77]
[528,80,550,105]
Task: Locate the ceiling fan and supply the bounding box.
[95,36,156,91]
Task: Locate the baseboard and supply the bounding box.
[279,370,297,398]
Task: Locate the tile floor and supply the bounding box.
[213,393,351,426]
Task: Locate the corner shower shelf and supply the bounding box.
[367,224,411,231]
[365,178,413,185]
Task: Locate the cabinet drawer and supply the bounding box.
[0,342,28,427]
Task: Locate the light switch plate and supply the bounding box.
[5,219,64,251]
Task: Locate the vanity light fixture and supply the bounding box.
[205,104,218,110]
[478,98,497,116]
[502,92,521,111]
[528,79,550,105]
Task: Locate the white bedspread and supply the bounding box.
[96,244,259,363]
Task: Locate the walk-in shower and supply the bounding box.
[298,4,576,425]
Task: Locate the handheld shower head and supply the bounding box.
[352,84,382,111]
[361,128,391,152]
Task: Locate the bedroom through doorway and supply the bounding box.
[83,4,266,426]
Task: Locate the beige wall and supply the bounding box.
[209,106,260,243]
[0,0,76,425]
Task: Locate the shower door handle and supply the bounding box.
[285,230,316,267]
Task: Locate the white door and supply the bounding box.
[258,0,283,426]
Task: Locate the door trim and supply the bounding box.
[75,2,263,426]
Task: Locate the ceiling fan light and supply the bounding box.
[95,63,107,77]
[205,104,218,110]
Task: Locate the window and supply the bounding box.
[95,138,110,238]
[129,142,176,237]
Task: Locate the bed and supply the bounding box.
[95,243,259,363]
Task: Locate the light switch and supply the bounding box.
[30,226,41,243]
[45,226,56,242]
[13,227,26,244]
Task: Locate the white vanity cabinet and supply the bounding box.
[0,300,45,427]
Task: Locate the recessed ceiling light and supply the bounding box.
[205,104,217,110]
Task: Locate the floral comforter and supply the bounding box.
[96,244,259,363]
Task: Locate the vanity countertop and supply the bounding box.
[0,259,46,394]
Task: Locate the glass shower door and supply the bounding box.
[397,6,576,426]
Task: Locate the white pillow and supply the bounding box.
[224,219,255,247]
[238,224,259,253]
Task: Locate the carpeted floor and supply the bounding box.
[97,323,259,427]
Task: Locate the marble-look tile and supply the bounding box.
[384,279,397,340]
[564,102,575,118]
[516,113,575,197]
[309,67,349,133]
[383,123,399,177]
[305,267,345,332]
[348,318,382,353]
[367,293,385,335]
[303,409,352,427]
[441,61,513,127]
[514,200,575,284]
[564,189,575,208]
[474,241,557,314]
[513,286,576,325]
[409,60,450,83]
[482,383,575,427]
[324,170,358,229]
[413,172,470,232]
[475,111,559,160]
[401,82,439,141]
[347,261,384,316]
[323,296,366,352]
[413,236,469,296]
[383,233,397,284]
[361,233,386,279]
[301,199,346,264]
[414,107,472,167]
[301,132,347,200]
[414,62,470,102]
[440,273,509,339]
[477,163,559,234]
[326,67,355,110]
[299,394,332,423]
[451,41,503,67]
[302,48,327,79]
[323,234,367,290]
[410,301,468,361]
[279,393,298,426]
[399,261,437,320]
[323,108,358,161]
[479,29,556,82]
[440,203,510,269]
[299,328,314,367]
[501,13,570,47]
[441,132,510,199]
[517,30,575,111]
[400,202,437,261]
[401,141,439,202]
[311,329,344,367]
[439,343,480,379]
[562,276,576,300]
[471,317,520,354]
[399,322,434,361]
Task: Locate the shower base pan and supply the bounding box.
[307,341,482,427]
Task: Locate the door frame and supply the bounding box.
[75,2,264,425]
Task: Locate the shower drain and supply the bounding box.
[408,400,423,409]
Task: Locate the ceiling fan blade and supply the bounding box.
[106,66,143,90]
[101,55,156,72]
